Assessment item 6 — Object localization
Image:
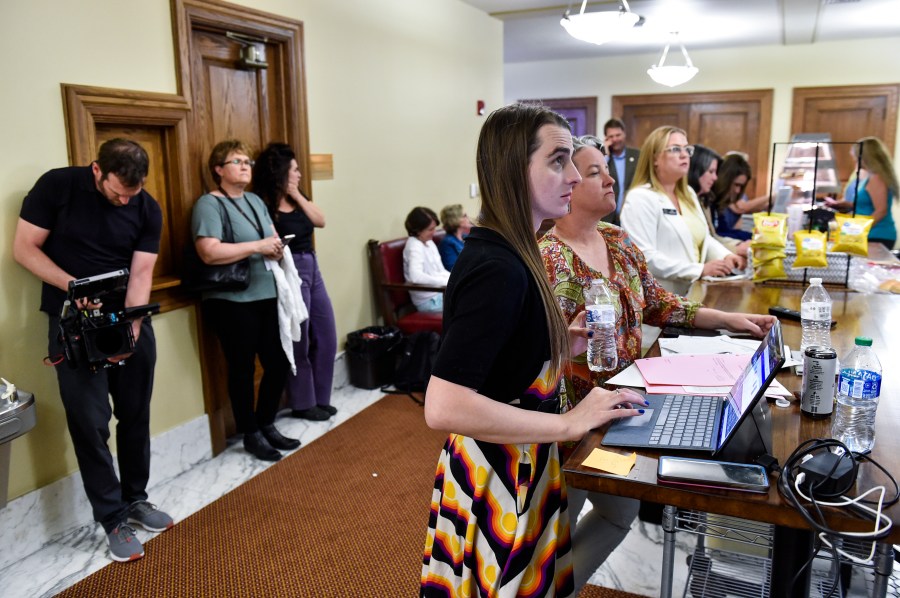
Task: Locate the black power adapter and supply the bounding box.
[799,452,856,497]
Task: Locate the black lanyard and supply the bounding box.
[218,188,264,239]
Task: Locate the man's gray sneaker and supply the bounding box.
[107,523,144,562]
[127,500,174,532]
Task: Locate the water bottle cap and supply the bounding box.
[809,277,822,285]
[854,336,873,347]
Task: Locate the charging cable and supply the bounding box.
[777,438,899,591]
[793,473,892,563]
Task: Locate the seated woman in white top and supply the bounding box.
[402,206,450,312]
[620,126,744,295]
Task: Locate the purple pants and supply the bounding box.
[288,252,337,410]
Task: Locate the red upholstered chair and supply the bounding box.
[367,232,445,335]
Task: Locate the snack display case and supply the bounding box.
[773,133,841,197]
[756,138,865,287]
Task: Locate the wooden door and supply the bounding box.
[791,84,900,184]
[174,0,309,454]
[613,90,773,198]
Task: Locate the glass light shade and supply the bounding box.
[647,65,699,87]
[647,39,699,87]
[560,3,639,46]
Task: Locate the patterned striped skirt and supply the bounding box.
[420,434,573,597]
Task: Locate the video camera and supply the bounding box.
[58,269,160,372]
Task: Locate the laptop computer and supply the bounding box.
[602,321,785,455]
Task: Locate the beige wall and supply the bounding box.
[0,0,502,499]
[505,37,900,162]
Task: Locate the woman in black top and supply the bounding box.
[419,104,646,597]
[253,143,338,421]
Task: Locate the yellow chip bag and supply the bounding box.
[752,213,788,248]
[831,214,873,256]
[753,256,787,282]
[751,247,787,263]
[792,230,828,269]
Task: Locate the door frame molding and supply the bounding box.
[172,0,311,185]
[518,96,598,136]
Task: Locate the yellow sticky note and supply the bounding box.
[581,448,637,476]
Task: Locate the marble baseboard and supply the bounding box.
[0,414,211,573]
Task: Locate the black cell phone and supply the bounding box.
[657,456,769,493]
[660,326,721,338]
[768,306,837,328]
[280,234,296,244]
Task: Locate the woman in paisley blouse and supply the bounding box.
[538,134,774,594]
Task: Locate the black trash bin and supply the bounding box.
[346,326,401,389]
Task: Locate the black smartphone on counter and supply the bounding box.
[657,456,769,493]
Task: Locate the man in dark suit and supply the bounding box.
[603,118,640,225]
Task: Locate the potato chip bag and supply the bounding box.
[753,256,787,282]
[752,213,788,248]
[831,214,873,256]
[751,247,786,264]
[792,230,828,268]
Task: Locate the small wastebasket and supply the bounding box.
[346,326,401,389]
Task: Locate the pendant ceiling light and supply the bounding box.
[561,0,640,46]
[647,33,699,87]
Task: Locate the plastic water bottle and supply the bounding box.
[832,337,882,453]
[584,278,617,372]
[800,277,832,352]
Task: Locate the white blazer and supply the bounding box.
[620,184,731,295]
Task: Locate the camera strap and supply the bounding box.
[218,188,264,239]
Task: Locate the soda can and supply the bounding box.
[801,346,837,418]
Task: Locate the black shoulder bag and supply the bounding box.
[182,196,252,293]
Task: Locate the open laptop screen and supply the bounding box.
[718,323,783,444]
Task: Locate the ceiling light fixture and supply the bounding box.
[647,33,699,87]
[560,0,640,46]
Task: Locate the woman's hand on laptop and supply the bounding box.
[563,387,649,441]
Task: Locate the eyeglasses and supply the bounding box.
[221,158,255,167]
[662,145,695,157]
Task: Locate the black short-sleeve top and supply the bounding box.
[431,227,557,407]
[19,166,163,314]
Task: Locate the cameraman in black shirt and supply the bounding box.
[13,138,172,562]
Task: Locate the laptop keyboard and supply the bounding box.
[649,395,719,448]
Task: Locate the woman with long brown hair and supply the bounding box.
[420,104,645,597]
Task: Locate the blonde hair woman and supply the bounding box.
[826,136,898,249]
[437,203,472,270]
[619,126,743,294]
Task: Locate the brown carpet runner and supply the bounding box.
[57,394,651,598]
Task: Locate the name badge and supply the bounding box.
[662,208,678,215]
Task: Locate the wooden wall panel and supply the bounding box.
[61,85,193,308]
